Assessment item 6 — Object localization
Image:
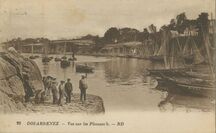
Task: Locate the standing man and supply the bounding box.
[23,74,34,102]
[58,81,65,106]
[65,78,73,103]
[79,75,88,102]
[51,80,58,104]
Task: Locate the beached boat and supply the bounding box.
[76,64,94,73]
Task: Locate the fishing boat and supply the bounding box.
[147,25,215,97]
[182,35,205,65]
[54,57,61,61]
[76,64,94,73]
[148,33,166,62]
[60,42,70,68]
[68,46,77,61]
[68,57,77,61]
[61,56,67,59]
[29,44,39,59]
[60,59,70,68]
[42,56,52,63]
[29,55,37,59]
[148,55,164,62]
[42,43,51,63]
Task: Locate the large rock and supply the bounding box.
[0,51,44,113]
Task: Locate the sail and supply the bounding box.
[191,40,205,64]
[182,36,205,64]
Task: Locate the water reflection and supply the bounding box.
[156,87,215,112]
[104,57,151,85]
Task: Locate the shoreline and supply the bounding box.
[21,52,151,60]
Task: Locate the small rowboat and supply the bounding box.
[76,64,94,73]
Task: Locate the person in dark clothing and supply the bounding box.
[51,80,58,104]
[23,75,34,102]
[58,81,65,106]
[79,75,88,102]
[65,78,73,103]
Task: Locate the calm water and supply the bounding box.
[27,54,214,112]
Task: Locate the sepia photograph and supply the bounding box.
[0,0,215,132]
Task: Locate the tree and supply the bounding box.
[148,24,157,33]
[104,27,120,43]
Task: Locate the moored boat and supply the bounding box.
[76,64,94,73]
[55,57,61,61]
[42,56,52,63]
[60,59,70,68]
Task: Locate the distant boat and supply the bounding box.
[148,55,164,62]
[60,43,70,68]
[29,55,39,59]
[42,43,51,63]
[42,57,52,63]
[55,57,61,61]
[68,57,77,61]
[61,56,67,59]
[60,59,70,68]
[29,55,36,59]
[76,64,94,73]
[29,44,39,59]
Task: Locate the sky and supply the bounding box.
[0,0,215,42]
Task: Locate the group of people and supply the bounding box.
[42,75,88,106]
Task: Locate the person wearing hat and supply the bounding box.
[79,75,88,102]
[51,80,58,104]
[65,78,73,103]
[58,80,65,106]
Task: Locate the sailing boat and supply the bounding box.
[29,44,39,59]
[29,44,36,59]
[68,45,77,61]
[147,25,215,97]
[182,31,205,65]
[60,42,70,68]
[42,43,52,63]
[149,31,168,63]
[148,37,164,62]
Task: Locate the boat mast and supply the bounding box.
[64,42,66,56]
[201,23,215,79]
[31,44,34,55]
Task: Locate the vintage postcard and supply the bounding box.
[0,0,215,133]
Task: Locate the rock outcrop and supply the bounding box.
[27,94,105,114]
[0,51,44,113]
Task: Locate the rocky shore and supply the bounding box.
[0,50,105,114]
[26,93,105,114]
